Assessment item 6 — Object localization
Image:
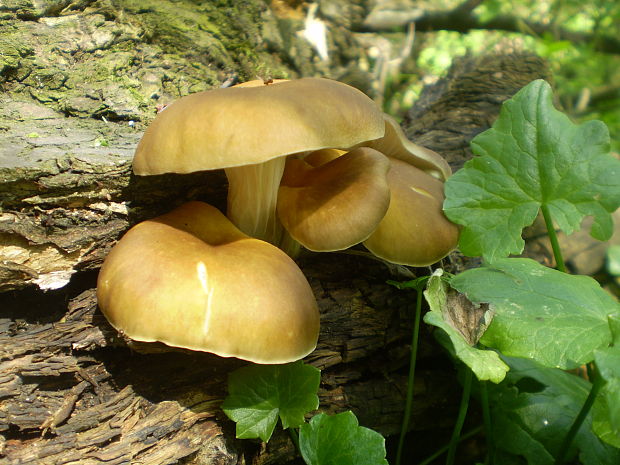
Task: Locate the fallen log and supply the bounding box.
[1,7,552,459]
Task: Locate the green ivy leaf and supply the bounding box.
[451,258,619,369]
[299,411,388,465]
[444,79,620,262]
[423,270,509,383]
[489,356,620,465]
[221,361,320,442]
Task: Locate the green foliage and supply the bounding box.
[592,315,620,447]
[299,411,389,465]
[451,258,620,369]
[443,79,620,262]
[488,357,620,465]
[437,76,620,462]
[221,361,320,442]
[401,1,620,152]
[222,362,388,465]
[423,270,509,383]
[593,345,620,447]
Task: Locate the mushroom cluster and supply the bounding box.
[97,78,459,364]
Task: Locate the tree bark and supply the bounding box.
[361,1,620,55]
[0,2,553,463]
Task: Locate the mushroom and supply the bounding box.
[133,77,457,259]
[96,201,319,364]
[132,78,386,249]
[290,146,459,266]
[363,157,460,266]
[277,147,391,252]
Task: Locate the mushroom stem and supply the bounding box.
[225,158,287,245]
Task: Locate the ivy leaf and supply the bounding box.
[423,270,509,383]
[489,356,620,465]
[451,258,619,369]
[299,411,388,465]
[444,79,620,262]
[221,361,320,442]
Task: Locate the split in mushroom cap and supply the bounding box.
[132,78,386,247]
[96,201,319,364]
[363,158,460,266]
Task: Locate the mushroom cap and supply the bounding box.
[277,147,391,251]
[133,78,385,175]
[363,158,460,266]
[96,201,319,364]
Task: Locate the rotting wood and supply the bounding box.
[0,98,230,292]
[1,252,462,464]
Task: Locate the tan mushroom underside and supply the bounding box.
[97,202,319,364]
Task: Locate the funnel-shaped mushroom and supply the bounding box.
[132,78,386,247]
[97,201,319,364]
[363,158,459,266]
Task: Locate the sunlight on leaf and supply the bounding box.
[221,361,320,442]
[593,346,620,447]
[451,258,619,369]
[423,270,509,383]
[299,411,388,465]
[607,245,620,276]
[443,79,620,262]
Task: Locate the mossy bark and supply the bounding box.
[1,1,552,463]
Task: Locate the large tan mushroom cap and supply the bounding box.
[363,158,459,266]
[97,201,319,364]
[132,78,386,175]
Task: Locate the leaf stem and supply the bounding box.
[540,204,566,273]
[288,428,301,456]
[395,286,424,465]
[479,380,494,465]
[418,426,483,465]
[555,366,603,465]
[446,368,474,465]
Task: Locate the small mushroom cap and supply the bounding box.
[132,78,385,175]
[97,201,319,364]
[277,147,391,251]
[363,158,459,266]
